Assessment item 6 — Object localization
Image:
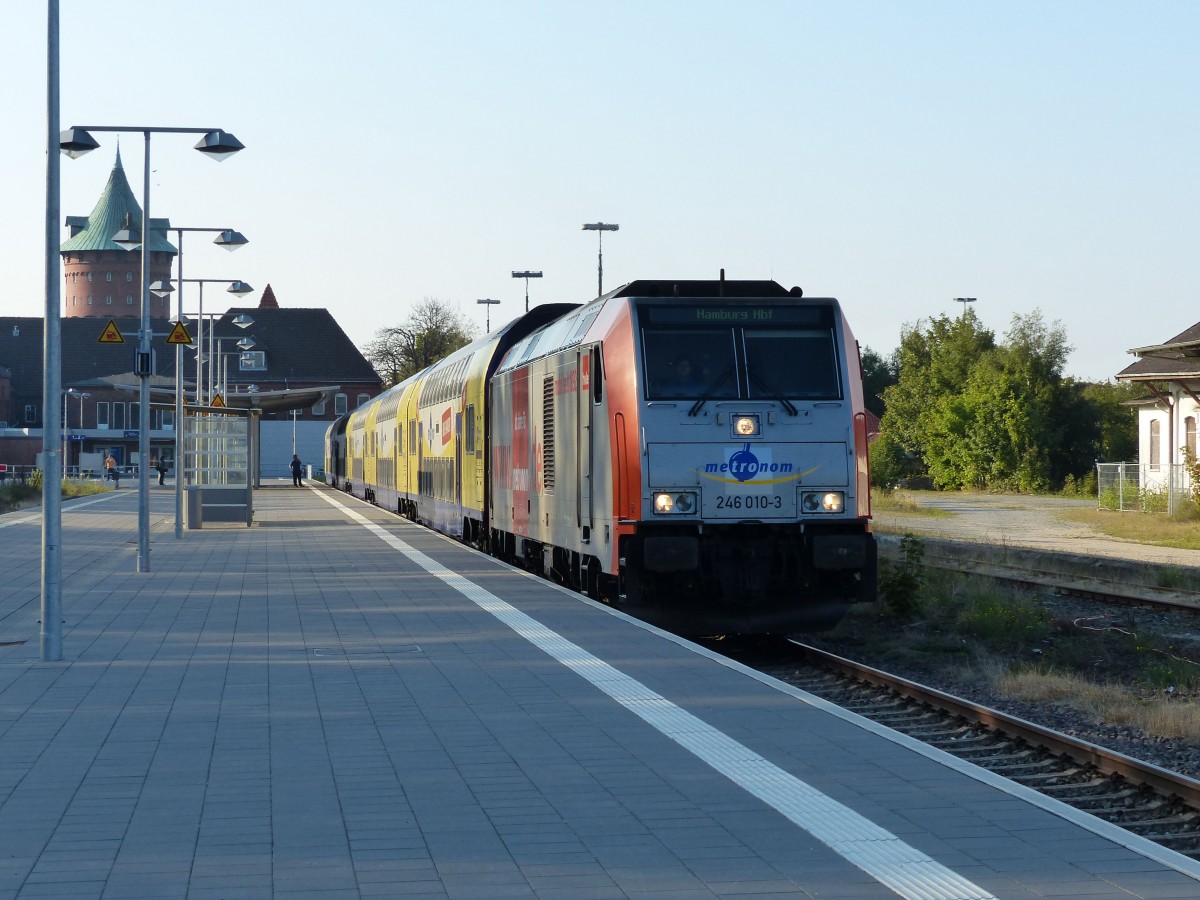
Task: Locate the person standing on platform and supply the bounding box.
[155,456,168,486]
[290,454,303,487]
[104,453,119,488]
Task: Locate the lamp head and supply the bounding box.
[194,130,245,161]
[227,281,254,297]
[59,128,100,159]
[112,213,142,250]
[214,229,249,251]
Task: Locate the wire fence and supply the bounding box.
[1096,462,1193,512]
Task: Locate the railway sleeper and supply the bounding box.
[1107,812,1200,830]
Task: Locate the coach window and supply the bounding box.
[334,393,348,416]
[465,403,476,452]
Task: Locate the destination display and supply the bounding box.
[640,304,831,326]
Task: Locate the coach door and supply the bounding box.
[578,347,596,530]
[455,412,463,512]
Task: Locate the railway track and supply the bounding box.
[877,533,1200,615]
[762,640,1200,858]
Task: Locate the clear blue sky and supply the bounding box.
[4,1,1197,381]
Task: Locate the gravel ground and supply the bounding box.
[874,491,1200,568]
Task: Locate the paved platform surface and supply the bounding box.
[3,484,1200,899]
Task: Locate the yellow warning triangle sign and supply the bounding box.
[98,320,124,344]
[210,394,226,408]
[166,321,192,345]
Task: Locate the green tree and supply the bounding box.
[860,346,898,419]
[1079,380,1141,462]
[874,309,1097,492]
[364,297,477,386]
[874,310,996,488]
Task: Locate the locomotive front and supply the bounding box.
[621,283,876,634]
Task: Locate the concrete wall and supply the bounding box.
[260,419,331,479]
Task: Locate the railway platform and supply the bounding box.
[2,485,1200,899]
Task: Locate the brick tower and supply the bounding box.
[61,149,176,319]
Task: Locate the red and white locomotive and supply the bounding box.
[328,277,877,634]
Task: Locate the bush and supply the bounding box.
[879,534,924,619]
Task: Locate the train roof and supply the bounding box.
[611,279,802,299]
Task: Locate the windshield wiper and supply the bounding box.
[748,369,798,416]
[687,367,734,417]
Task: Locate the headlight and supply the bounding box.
[653,491,697,515]
[801,491,844,513]
[733,415,759,436]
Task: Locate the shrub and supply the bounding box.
[879,534,924,619]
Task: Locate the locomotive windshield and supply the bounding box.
[640,304,842,401]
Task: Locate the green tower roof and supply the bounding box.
[61,149,177,255]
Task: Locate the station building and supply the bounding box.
[0,153,381,478]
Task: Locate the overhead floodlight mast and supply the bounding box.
[511,270,543,312]
[60,123,245,574]
[582,222,618,297]
[477,298,501,332]
[954,297,977,317]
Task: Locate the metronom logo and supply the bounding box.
[699,444,815,485]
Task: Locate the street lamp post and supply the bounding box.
[511,270,542,312]
[160,279,252,404]
[582,222,618,297]
[61,388,89,475]
[214,332,256,399]
[477,298,501,332]
[42,0,63,660]
[60,124,245,574]
[164,227,247,539]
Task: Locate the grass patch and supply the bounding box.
[1061,507,1200,551]
[0,478,110,512]
[809,538,1200,744]
[997,667,1200,743]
